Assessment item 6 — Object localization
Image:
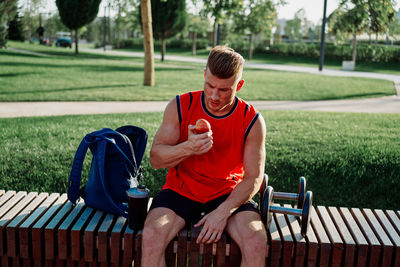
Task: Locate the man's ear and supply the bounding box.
[204,68,206,78]
[236,79,245,92]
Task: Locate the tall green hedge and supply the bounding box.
[264,43,400,63]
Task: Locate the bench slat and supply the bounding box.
[310,206,330,266]
[134,231,142,267]
[165,238,176,266]
[351,208,381,267]
[202,241,213,266]
[304,215,318,267]
[269,213,282,267]
[110,216,126,265]
[215,232,226,267]
[374,209,400,267]
[328,207,356,267]
[121,225,134,267]
[57,201,87,260]
[316,206,344,267]
[0,190,4,197]
[32,193,67,262]
[44,199,76,260]
[283,204,306,267]
[71,206,95,261]
[97,213,115,263]
[228,239,241,267]
[7,192,48,257]
[274,204,294,267]
[19,193,59,259]
[0,192,34,256]
[339,207,369,267]
[363,209,394,267]
[177,229,188,267]
[0,191,16,208]
[189,227,200,267]
[83,210,105,262]
[386,210,400,236]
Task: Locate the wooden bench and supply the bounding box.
[1,189,400,266]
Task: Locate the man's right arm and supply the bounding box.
[150,98,213,170]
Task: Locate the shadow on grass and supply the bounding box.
[1,61,196,72]
[0,84,137,95]
[312,92,393,101]
[0,50,42,58]
[0,72,40,78]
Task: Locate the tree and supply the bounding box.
[8,7,24,41]
[144,0,186,61]
[202,0,242,47]
[0,0,17,47]
[234,0,276,60]
[140,0,155,86]
[330,1,369,64]
[56,0,101,54]
[367,0,396,47]
[186,13,210,56]
[284,8,306,43]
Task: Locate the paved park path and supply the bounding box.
[2,47,399,118]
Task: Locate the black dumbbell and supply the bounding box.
[273,176,306,209]
[261,185,312,237]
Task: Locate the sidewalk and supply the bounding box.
[1,96,399,118]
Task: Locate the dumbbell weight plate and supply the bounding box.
[301,191,313,237]
[261,186,274,228]
[297,176,306,209]
[259,174,268,207]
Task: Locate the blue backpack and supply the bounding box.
[67,125,148,217]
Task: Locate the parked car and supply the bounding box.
[55,32,72,48]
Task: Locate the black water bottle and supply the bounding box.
[127,185,150,232]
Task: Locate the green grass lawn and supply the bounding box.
[0,111,398,210]
[1,41,396,101]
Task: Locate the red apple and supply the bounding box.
[194,119,211,134]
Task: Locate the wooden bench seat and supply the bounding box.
[0,189,400,266]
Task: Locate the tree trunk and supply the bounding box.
[212,21,217,47]
[75,29,78,55]
[351,31,357,64]
[248,33,253,61]
[192,31,197,56]
[140,0,155,86]
[161,37,166,62]
[375,33,378,49]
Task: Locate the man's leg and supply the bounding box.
[141,207,185,267]
[226,211,267,267]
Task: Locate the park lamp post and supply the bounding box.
[319,0,328,71]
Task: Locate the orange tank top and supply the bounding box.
[162,91,260,203]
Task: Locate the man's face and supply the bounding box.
[203,68,244,116]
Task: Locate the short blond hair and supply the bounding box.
[206,46,245,79]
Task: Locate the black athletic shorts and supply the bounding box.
[149,189,260,227]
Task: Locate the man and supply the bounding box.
[36,24,45,44]
[142,46,267,267]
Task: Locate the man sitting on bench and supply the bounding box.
[142,46,267,267]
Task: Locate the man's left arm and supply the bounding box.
[195,115,266,244]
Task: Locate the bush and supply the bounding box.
[166,38,209,50]
[264,43,400,63]
[115,37,210,50]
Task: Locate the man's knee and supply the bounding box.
[241,230,267,256]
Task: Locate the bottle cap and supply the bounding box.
[127,185,149,198]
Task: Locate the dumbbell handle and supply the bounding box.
[274,192,299,201]
[270,205,302,217]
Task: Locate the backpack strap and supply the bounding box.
[67,134,94,204]
[96,138,129,217]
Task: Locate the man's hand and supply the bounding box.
[194,207,230,244]
[187,124,213,155]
